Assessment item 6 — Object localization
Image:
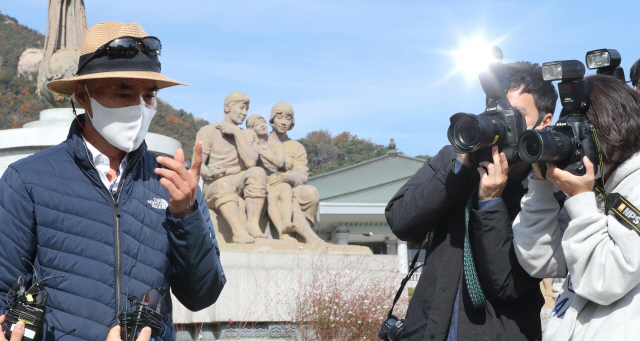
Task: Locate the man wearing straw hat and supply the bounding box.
[0,22,225,341]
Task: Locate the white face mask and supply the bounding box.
[85,86,156,153]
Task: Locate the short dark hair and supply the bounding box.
[586,74,640,165]
[507,61,558,118]
[629,58,640,87]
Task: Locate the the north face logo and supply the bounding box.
[148,198,168,210]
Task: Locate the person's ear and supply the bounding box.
[537,113,553,129]
[542,113,553,127]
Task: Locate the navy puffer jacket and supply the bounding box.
[0,116,226,341]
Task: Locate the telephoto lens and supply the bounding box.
[448,113,506,153]
[518,129,572,164]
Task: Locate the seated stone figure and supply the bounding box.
[266,102,324,244]
[246,114,298,242]
[196,91,268,243]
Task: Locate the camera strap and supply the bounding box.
[600,191,640,235]
[386,237,427,319]
[591,127,640,236]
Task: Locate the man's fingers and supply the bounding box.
[478,161,494,178]
[500,152,508,175]
[155,168,189,192]
[190,141,203,179]
[9,322,24,341]
[546,163,557,183]
[491,146,501,175]
[0,314,5,325]
[174,148,185,165]
[106,325,121,341]
[478,161,492,169]
[159,178,181,199]
[583,156,594,178]
[157,155,190,182]
[136,327,152,341]
[477,166,488,179]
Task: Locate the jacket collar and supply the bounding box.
[604,151,640,192]
[65,114,147,172]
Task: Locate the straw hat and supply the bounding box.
[47,21,187,96]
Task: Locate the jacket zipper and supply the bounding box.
[83,144,142,320]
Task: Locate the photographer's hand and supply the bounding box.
[546,156,595,197]
[532,163,548,180]
[106,325,152,341]
[0,316,24,341]
[477,146,509,200]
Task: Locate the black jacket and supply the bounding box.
[385,146,544,341]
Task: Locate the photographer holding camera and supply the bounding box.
[512,74,640,341]
[385,61,557,341]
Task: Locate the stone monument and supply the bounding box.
[196,94,370,254]
[37,0,87,108]
[196,91,268,244]
[263,102,324,245]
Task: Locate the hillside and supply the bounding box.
[0,12,47,129]
[299,130,390,176]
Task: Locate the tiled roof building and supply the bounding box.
[308,139,426,273]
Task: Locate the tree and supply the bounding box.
[415,155,433,161]
[298,130,389,176]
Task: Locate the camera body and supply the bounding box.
[517,59,599,176]
[448,48,527,166]
[378,315,405,341]
[520,115,597,175]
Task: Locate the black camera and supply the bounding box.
[378,315,405,341]
[119,289,164,341]
[517,57,601,175]
[448,46,526,165]
[3,261,63,341]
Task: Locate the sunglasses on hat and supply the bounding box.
[77,36,162,75]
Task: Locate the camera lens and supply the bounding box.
[455,119,481,147]
[522,133,542,160]
[518,129,572,164]
[448,113,505,153]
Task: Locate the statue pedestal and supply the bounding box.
[218,238,372,254]
[171,251,399,324]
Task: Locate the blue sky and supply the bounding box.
[3,0,640,157]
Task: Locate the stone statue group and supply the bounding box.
[196,91,324,244]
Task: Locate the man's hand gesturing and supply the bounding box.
[477,146,509,201]
[155,141,203,218]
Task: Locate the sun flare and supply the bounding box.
[452,37,502,77]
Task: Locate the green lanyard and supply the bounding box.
[464,198,486,309]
